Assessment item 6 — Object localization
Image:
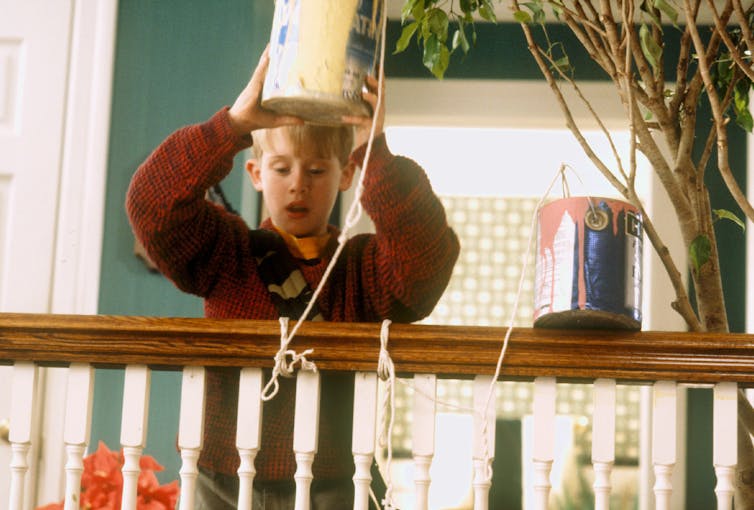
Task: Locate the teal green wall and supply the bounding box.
[96,0,273,482]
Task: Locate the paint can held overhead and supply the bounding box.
[262,0,382,125]
[533,196,643,330]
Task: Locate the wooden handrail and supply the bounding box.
[1,312,753,384]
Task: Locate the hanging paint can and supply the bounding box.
[262,0,382,125]
[533,196,643,330]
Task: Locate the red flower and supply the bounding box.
[35,442,179,510]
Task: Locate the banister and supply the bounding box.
[1,312,753,384]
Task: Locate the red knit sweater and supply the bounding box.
[126,108,459,482]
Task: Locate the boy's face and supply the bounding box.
[246,129,355,237]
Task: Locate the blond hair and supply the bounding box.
[251,124,354,165]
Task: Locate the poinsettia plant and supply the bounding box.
[36,441,179,510]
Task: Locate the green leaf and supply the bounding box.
[713,209,746,230]
[552,55,571,74]
[522,1,546,24]
[427,8,449,42]
[459,0,477,14]
[689,234,712,273]
[411,0,427,22]
[734,78,753,132]
[735,104,753,132]
[653,0,678,25]
[436,44,450,78]
[453,22,470,53]
[478,0,496,22]
[422,34,449,79]
[513,10,532,24]
[394,21,419,54]
[640,0,662,28]
[401,0,423,23]
[548,41,572,75]
[639,24,662,72]
[549,0,564,20]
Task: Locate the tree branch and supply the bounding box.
[683,0,754,223]
[732,0,754,58]
[512,8,700,329]
[705,0,754,82]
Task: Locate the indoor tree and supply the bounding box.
[396,0,754,505]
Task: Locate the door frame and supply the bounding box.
[33,0,117,504]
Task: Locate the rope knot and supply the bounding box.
[377,319,394,381]
[261,317,318,401]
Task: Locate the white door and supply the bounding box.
[0,1,75,507]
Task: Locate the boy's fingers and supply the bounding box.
[341,115,370,126]
[251,46,271,82]
[272,115,305,126]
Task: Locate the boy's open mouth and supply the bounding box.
[286,202,308,216]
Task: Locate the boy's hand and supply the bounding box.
[343,74,385,149]
[228,46,304,136]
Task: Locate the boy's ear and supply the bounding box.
[245,159,263,191]
[339,161,356,191]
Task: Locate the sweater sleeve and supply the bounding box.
[126,108,253,297]
[348,134,460,322]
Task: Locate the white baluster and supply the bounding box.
[236,368,263,510]
[592,379,615,510]
[352,372,378,510]
[532,376,556,510]
[178,366,206,510]
[713,382,737,510]
[652,381,677,510]
[294,370,321,510]
[472,375,496,510]
[120,365,151,510]
[63,363,94,510]
[412,374,436,510]
[8,362,38,510]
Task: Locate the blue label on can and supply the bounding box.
[343,0,381,100]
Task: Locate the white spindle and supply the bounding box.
[294,370,321,510]
[652,381,677,510]
[532,376,556,510]
[120,365,151,510]
[713,382,737,510]
[8,362,38,510]
[592,378,616,510]
[63,363,94,510]
[472,375,496,510]
[412,374,436,510]
[236,367,264,510]
[178,366,206,510]
[352,372,378,510]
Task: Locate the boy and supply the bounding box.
[127,48,459,509]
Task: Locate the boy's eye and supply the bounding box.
[309,168,326,175]
[272,167,290,175]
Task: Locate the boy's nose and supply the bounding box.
[289,168,310,193]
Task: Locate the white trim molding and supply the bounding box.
[51,0,117,316]
[41,0,118,504]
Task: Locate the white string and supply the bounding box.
[475,163,583,481]
[261,317,317,401]
[261,0,389,400]
[376,319,397,510]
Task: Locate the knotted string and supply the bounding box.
[375,319,397,510]
[261,317,317,401]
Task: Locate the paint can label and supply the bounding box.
[534,197,643,329]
